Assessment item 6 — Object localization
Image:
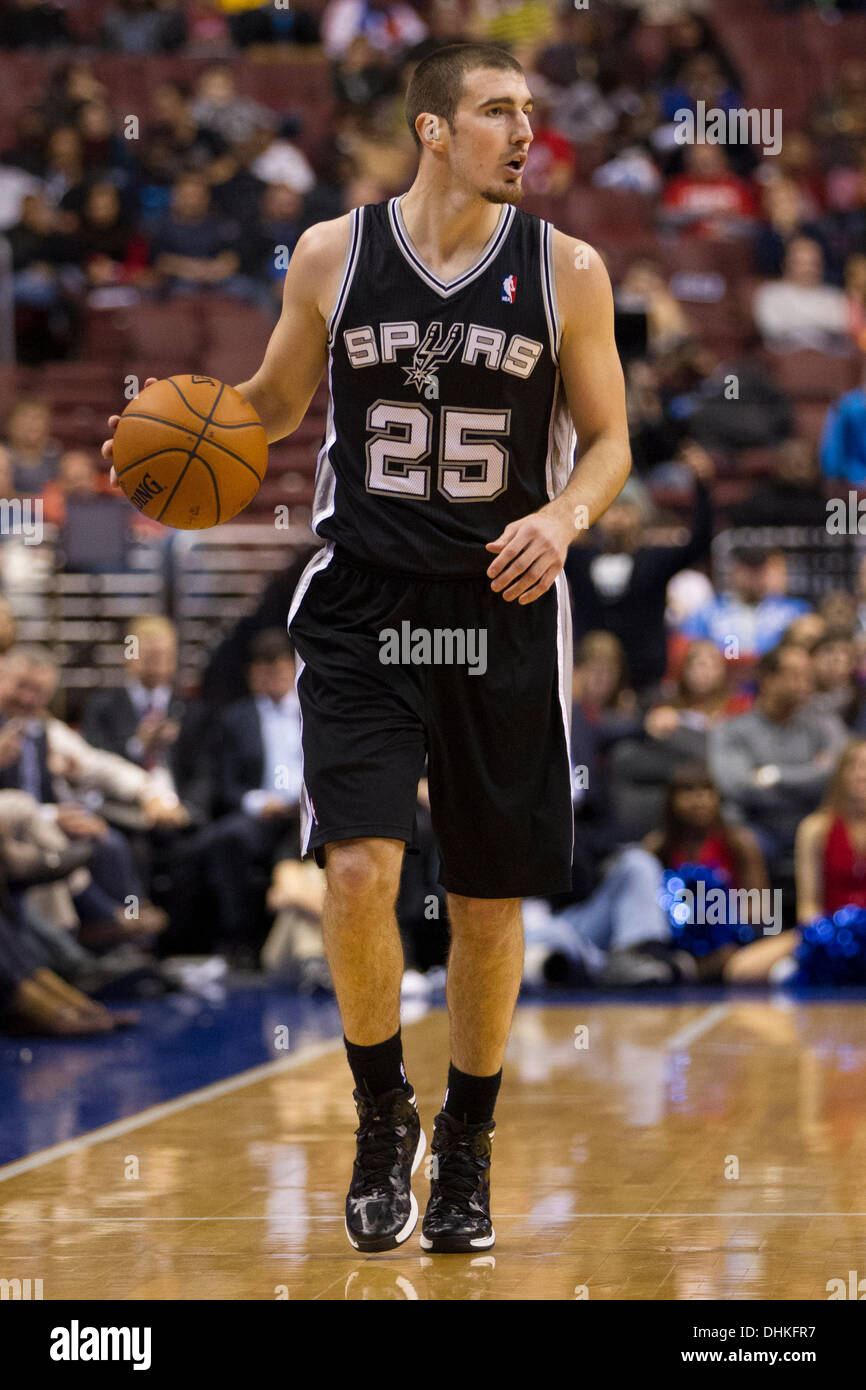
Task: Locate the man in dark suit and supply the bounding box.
[194,628,303,959]
[0,646,149,935]
[82,615,209,810]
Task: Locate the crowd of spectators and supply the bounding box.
[1,0,866,1029]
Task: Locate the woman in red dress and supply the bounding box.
[795,739,866,920]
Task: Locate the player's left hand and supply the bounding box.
[485,507,573,604]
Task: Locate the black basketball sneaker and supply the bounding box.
[420,1111,495,1253]
[345,1087,426,1252]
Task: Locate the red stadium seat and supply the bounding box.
[765,350,861,403]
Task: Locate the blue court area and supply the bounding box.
[0,982,344,1169]
[4,981,866,1170]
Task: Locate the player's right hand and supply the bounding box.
[102,377,158,487]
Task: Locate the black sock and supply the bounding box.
[443,1062,501,1126]
[344,1028,409,1098]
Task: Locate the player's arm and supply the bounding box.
[234,219,349,442]
[486,234,631,604]
[101,218,349,474]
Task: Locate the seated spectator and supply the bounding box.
[40,126,88,211]
[138,79,228,193]
[40,60,107,128]
[591,108,662,195]
[753,236,851,354]
[606,640,746,845]
[6,193,82,361]
[70,182,150,294]
[646,762,768,894]
[753,177,832,280]
[520,93,576,197]
[524,691,684,990]
[644,763,797,981]
[0,157,41,232]
[335,34,400,112]
[781,610,827,653]
[573,631,637,736]
[101,0,187,52]
[811,58,866,167]
[522,845,683,989]
[652,639,749,737]
[624,359,684,477]
[795,739,866,921]
[39,449,113,527]
[659,43,742,126]
[729,438,826,529]
[150,172,245,298]
[190,629,303,960]
[250,183,304,303]
[0,915,135,1035]
[0,647,184,948]
[756,130,825,222]
[708,642,849,870]
[3,397,61,495]
[190,62,277,148]
[660,144,759,241]
[684,547,810,664]
[617,259,691,358]
[548,71,617,147]
[262,858,330,992]
[567,451,713,692]
[82,615,185,776]
[250,129,315,200]
[70,103,130,189]
[663,340,794,452]
[819,589,858,637]
[337,101,418,195]
[821,360,866,485]
[809,630,866,730]
[322,0,428,61]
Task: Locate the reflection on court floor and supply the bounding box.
[2,997,866,1300]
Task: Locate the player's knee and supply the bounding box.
[325,840,398,905]
[448,895,521,935]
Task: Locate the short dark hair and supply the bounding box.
[758,643,807,681]
[404,43,525,150]
[248,628,294,666]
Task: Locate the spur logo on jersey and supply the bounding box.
[403,321,464,397]
[501,274,517,303]
[342,320,544,400]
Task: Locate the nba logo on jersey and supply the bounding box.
[501,274,517,303]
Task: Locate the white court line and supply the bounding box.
[1,1212,865,1221]
[664,1004,730,1050]
[0,1036,349,1185]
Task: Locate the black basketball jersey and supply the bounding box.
[312,196,575,575]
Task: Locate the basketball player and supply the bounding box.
[105,44,630,1254]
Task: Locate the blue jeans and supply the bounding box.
[524,847,670,982]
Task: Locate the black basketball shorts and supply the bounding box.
[287,544,574,899]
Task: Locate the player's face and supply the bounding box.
[449,69,534,205]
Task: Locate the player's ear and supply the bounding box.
[416,112,444,152]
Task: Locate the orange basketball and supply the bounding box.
[113,375,268,530]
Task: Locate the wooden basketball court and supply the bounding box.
[2,998,865,1301]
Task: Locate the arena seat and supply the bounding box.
[794,400,831,447]
[764,349,861,403]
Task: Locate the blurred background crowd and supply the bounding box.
[0,0,865,1034]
